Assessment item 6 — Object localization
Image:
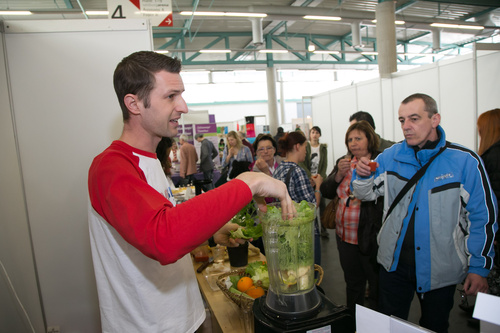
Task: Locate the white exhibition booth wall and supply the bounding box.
[1,19,153,332]
[1,18,499,333]
[312,49,500,171]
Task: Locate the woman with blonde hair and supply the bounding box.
[222,130,253,179]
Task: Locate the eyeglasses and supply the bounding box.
[257,146,275,153]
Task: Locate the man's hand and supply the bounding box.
[213,223,248,247]
[356,157,373,177]
[463,273,489,296]
[236,172,295,219]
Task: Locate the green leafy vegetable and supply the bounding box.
[230,224,263,240]
[260,200,316,293]
[229,201,262,241]
[245,261,269,288]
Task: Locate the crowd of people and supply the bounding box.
[88,51,498,333]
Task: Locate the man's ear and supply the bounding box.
[431,113,441,129]
[124,94,140,116]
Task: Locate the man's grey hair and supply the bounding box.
[401,93,438,117]
[179,134,188,142]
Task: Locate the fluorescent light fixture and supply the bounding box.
[180,11,225,16]
[199,49,231,53]
[308,44,316,52]
[361,51,378,56]
[372,20,405,25]
[180,11,267,18]
[0,11,32,15]
[225,12,267,18]
[313,50,340,55]
[430,23,484,30]
[155,50,169,54]
[259,49,289,54]
[136,11,173,15]
[303,15,341,21]
[86,11,109,16]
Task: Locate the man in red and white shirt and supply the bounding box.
[88,51,293,333]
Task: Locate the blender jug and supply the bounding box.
[259,201,321,318]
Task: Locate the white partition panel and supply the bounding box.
[380,78,397,142]
[311,92,334,173]
[0,28,45,333]
[356,79,386,137]
[3,19,152,332]
[438,56,476,149]
[477,51,500,115]
[329,86,358,162]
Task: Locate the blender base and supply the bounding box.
[253,292,355,333]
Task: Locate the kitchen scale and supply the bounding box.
[255,202,355,332]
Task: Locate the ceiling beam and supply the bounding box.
[420,0,500,7]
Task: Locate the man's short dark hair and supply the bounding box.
[113,51,182,121]
[195,133,204,139]
[401,93,438,118]
[349,111,376,130]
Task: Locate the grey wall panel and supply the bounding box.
[3,19,152,332]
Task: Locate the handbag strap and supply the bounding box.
[384,142,449,222]
[285,165,297,189]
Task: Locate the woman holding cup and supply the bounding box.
[319,120,383,315]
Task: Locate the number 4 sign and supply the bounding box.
[107,0,173,27]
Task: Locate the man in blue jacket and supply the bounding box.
[352,93,497,333]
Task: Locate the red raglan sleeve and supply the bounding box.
[89,151,252,265]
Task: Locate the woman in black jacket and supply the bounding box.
[320,121,383,314]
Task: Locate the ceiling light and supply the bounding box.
[430,23,484,30]
[308,44,316,52]
[313,50,340,55]
[180,11,267,18]
[199,49,231,53]
[86,11,109,16]
[371,20,405,25]
[259,49,289,54]
[0,11,32,15]
[180,11,225,16]
[303,15,341,21]
[361,51,378,56]
[225,12,267,18]
[155,50,169,54]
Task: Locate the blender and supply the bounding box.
[253,201,354,332]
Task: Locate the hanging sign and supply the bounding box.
[107,0,173,27]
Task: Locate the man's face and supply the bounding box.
[398,98,440,148]
[139,70,187,139]
[196,137,203,143]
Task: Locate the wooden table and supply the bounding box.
[192,249,266,333]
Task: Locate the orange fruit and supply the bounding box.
[245,286,265,299]
[237,277,254,292]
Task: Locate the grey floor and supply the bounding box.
[318,229,479,333]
